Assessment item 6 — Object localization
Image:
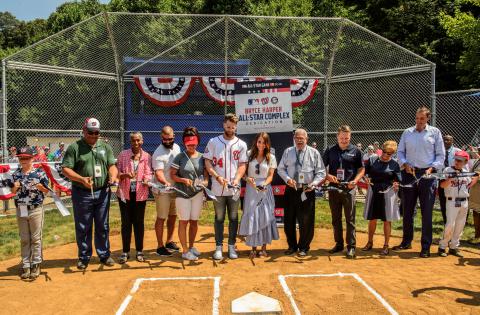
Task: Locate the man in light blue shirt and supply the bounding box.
[394,106,445,258]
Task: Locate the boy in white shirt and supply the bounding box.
[438,150,479,257]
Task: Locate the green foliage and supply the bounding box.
[439,0,480,88]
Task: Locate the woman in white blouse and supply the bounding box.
[239,132,279,258]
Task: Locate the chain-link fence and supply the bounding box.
[436,89,480,148]
[1,13,434,157]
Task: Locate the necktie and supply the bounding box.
[444,148,449,167]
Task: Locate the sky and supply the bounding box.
[0,0,110,21]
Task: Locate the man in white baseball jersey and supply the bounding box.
[438,150,478,257]
[152,126,181,256]
[204,114,247,260]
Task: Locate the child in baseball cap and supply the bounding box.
[438,150,478,257]
[10,146,50,280]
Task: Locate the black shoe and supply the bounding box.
[165,242,180,252]
[346,248,356,259]
[392,243,412,250]
[448,248,464,258]
[297,250,308,257]
[328,245,344,254]
[100,256,115,266]
[77,260,89,270]
[156,246,173,257]
[30,264,41,279]
[419,249,431,258]
[284,248,297,255]
[438,248,447,257]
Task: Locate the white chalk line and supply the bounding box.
[278,272,398,315]
[116,276,221,315]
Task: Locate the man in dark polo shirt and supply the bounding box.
[62,118,118,270]
[323,125,364,259]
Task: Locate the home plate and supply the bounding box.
[232,292,282,314]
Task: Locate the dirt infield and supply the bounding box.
[0,226,479,314]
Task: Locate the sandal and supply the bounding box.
[119,253,129,264]
[258,250,268,257]
[381,245,389,256]
[136,252,145,262]
[362,241,373,251]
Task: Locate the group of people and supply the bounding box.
[8,106,480,281]
[4,143,66,163]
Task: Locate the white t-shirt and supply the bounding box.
[204,135,248,196]
[152,143,181,189]
[443,166,472,198]
[247,152,277,179]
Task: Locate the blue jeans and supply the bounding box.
[213,196,240,246]
[71,186,111,262]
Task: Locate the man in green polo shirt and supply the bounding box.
[62,118,118,270]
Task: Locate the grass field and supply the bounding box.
[0,198,476,261]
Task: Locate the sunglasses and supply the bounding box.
[255,163,260,175]
[87,131,100,136]
[162,137,174,142]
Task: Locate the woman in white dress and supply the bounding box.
[239,132,279,258]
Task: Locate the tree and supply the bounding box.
[440,0,480,88]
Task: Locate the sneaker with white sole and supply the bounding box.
[182,251,199,261]
[189,247,201,257]
[213,245,223,260]
[228,244,238,259]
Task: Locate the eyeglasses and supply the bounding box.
[255,163,260,175]
[87,131,100,136]
[162,137,174,142]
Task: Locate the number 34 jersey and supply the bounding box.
[204,135,248,196]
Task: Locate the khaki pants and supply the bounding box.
[16,206,44,268]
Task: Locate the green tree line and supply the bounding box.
[0,0,478,90]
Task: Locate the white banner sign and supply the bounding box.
[235,79,293,134]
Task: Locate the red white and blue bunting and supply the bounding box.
[134,76,196,107]
[0,162,72,200]
[134,76,319,108]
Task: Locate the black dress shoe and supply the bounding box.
[328,245,344,254]
[392,244,412,250]
[284,248,297,255]
[419,249,431,258]
[346,248,356,259]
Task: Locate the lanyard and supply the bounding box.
[295,148,306,169]
[338,150,344,169]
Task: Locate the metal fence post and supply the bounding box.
[2,60,7,160]
[224,16,229,113]
[431,65,437,127]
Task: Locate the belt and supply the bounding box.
[73,185,108,192]
[17,204,40,210]
[413,167,437,173]
[296,184,309,189]
[447,197,467,201]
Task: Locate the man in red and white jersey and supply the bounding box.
[204,114,247,260]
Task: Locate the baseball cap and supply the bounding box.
[16,146,34,158]
[184,136,198,146]
[84,118,100,131]
[454,150,469,161]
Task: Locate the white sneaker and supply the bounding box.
[189,247,201,257]
[228,245,238,259]
[213,245,223,260]
[182,251,198,261]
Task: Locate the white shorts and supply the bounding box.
[176,192,204,221]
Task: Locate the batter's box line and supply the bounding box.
[116,276,221,315]
[278,272,398,315]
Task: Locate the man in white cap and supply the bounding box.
[62,118,118,270]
